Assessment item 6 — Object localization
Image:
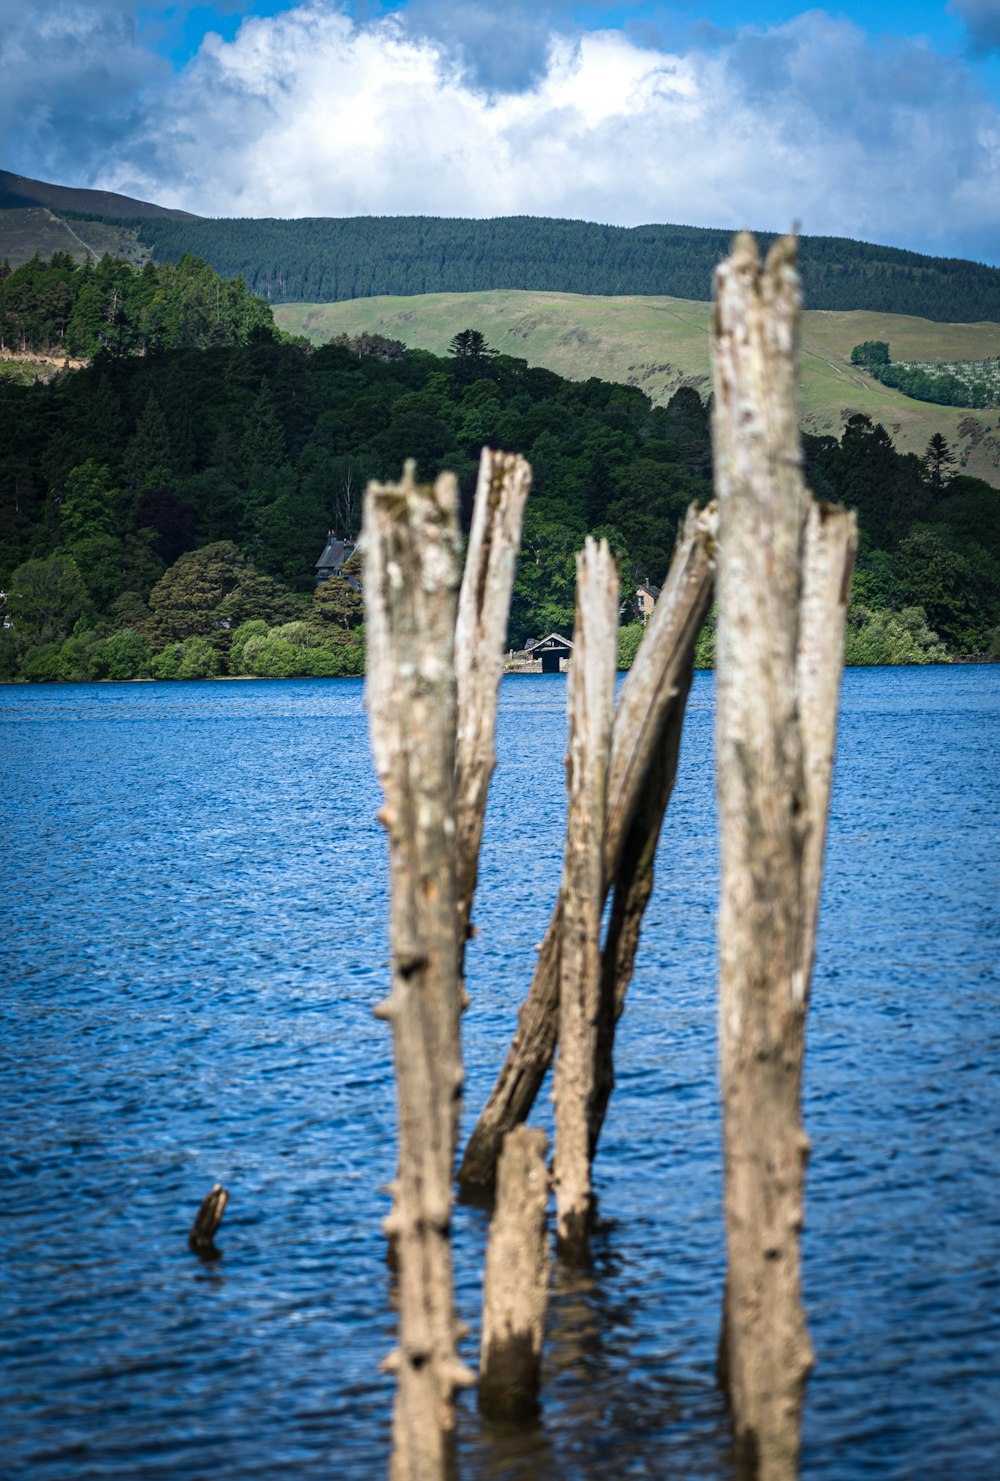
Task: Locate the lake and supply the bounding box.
[2,666,998,1479]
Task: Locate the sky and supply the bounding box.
[2,1,999,264]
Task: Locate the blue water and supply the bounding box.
[1,667,998,1479]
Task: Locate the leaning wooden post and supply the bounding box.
[458,506,715,1191]
[589,648,695,1158]
[454,449,531,962]
[479,1125,550,1418]
[553,538,618,1259]
[797,499,857,987]
[712,232,854,1480]
[364,461,472,1481]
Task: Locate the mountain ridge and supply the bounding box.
[2,170,999,323]
[0,169,200,222]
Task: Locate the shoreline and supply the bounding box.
[2,659,996,688]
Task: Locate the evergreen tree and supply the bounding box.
[59,460,122,541]
[923,433,955,494]
[125,393,173,490]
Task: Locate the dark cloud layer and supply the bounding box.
[0,0,167,183]
[391,0,554,91]
[951,0,1000,54]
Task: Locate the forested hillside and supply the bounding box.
[2,318,997,683]
[88,215,1000,323]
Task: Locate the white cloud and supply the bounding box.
[5,1,1000,265]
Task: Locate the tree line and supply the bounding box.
[70,213,1000,323]
[1,290,997,682]
[851,341,999,409]
[0,250,274,358]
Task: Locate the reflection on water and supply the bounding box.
[2,668,999,1478]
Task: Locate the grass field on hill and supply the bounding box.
[0,207,148,267]
[275,292,1000,484]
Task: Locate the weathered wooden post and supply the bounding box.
[454,449,532,962]
[478,1125,550,1418]
[364,461,473,1480]
[553,538,618,1258]
[459,506,716,1191]
[712,233,856,1480]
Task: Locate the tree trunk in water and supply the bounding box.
[712,234,855,1481]
[478,1125,550,1418]
[454,449,531,965]
[458,506,716,1191]
[553,538,618,1259]
[364,462,473,1481]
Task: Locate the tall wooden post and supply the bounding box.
[364,462,473,1480]
[553,538,618,1258]
[712,234,856,1480]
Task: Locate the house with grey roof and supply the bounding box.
[315,533,360,590]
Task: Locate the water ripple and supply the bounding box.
[1,668,998,1478]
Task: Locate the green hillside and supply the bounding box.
[275,291,1000,485]
[0,207,149,268]
[4,329,998,682]
[4,174,1000,319]
[0,171,196,268]
[131,214,1000,322]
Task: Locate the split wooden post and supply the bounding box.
[458,506,716,1191]
[478,1125,551,1418]
[364,461,473,1481]
[553,538,618,1258]
[712,232,856,1481]
[454,449,532,963]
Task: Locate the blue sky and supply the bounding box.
[3,1,999,265]
[143,2,998,64]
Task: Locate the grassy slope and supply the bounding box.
[275,291,1000,484]
[0,207,149,268]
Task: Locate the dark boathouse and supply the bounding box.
[526,633,574,673]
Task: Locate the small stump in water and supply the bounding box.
[188,1183,229,1257]
[479,1126,550,1419]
